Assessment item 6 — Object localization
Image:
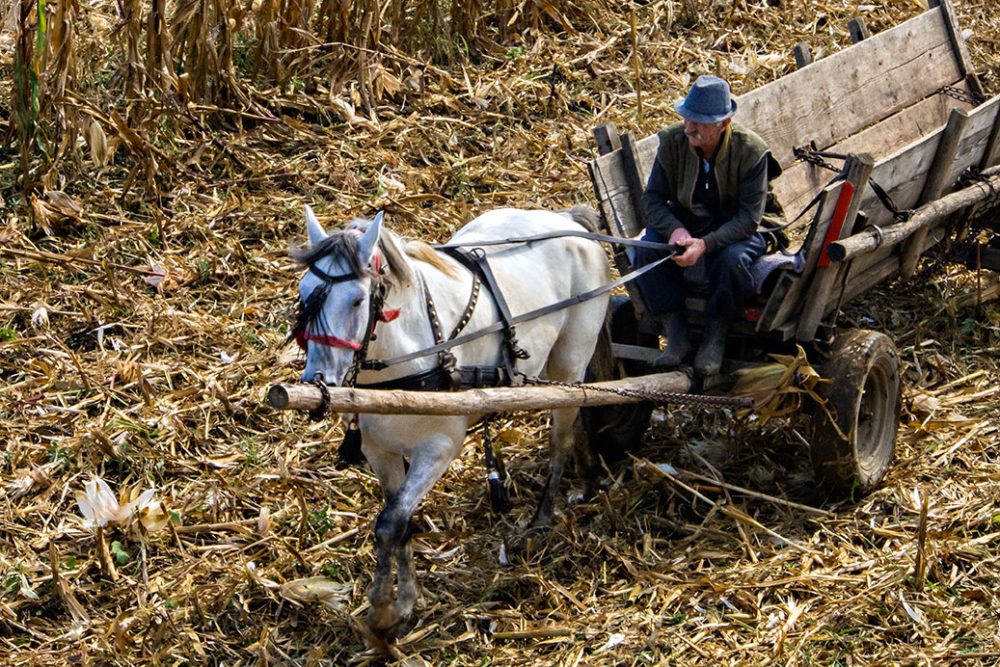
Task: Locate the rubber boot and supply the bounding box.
[653,312,692,368]
[694,317,728,376]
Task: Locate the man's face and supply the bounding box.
[683,118,730,153]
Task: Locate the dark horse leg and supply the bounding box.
[529,406,581,529]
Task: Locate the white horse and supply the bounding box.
[290,205,610,640]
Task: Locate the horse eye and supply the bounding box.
[353,297,364,308]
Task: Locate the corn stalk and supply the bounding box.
[12,0,45,197]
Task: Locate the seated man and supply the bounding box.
[633,75,774,375]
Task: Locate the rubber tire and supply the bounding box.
[810,329,901,498]
[581,296,656,463]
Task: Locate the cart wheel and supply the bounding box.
[810,329,901,497]
[582,297,655,463]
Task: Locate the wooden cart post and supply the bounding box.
[796,153,875,341]
[900,107,971,278]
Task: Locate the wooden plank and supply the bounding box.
[611,343,660,365]
[589,152,640,237]
[848,17,870,43]
[773,92,970,223]
[933,0,987,100]
[857,131,943,229]
[756,181,845,333]
[921,108,972,203]
[982,101,1000,170]
[735,8,964,166]
[900,107,972,277]
[948,96,1000,182]
[621,131,651,233]
[593,124,622,156]
[587,155,650,317]
[797,154,875,341]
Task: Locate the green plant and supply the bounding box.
[3,567,39,600]
[47,443,71,470]
[110,541,131,565]
[239,438,261,468]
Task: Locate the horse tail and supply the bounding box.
[562,204,601,233]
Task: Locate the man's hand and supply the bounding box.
[668,228,692,245]
[673,236,707,267]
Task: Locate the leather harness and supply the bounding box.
[297,229,680,393]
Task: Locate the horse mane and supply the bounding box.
[344,218,459,283]
[403,240,460,279]
[289,231,368,278]
[291,217,461,289]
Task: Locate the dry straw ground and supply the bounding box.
[1,0,999,665]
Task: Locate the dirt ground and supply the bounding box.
[1,1,999,665]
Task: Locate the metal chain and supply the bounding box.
[793,147,842,173]
[515,372,755,409]
[938,85,986,107]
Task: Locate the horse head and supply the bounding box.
[290,205,384,387]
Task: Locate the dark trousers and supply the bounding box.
[632,227,767,320]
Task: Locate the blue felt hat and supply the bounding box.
[675,75,737,124]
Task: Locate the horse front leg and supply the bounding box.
[363,447,407,641]
[530,407,580,530]
[366,433,460,640]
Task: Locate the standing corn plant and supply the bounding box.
[12,0,45,197]
[10,0,79,202]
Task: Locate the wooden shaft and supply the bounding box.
[268,372,693,415]
[827,166,1000,263]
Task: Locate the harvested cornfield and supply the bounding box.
[1,0,999,665]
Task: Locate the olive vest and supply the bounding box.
[652,122,777,229]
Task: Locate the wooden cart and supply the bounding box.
[271,0,999,500]
[584,0,1000,496]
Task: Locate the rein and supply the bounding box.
[294,228,680,378]
[361,246,678,370]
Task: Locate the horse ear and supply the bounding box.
[357,211,383,266]
[304,205,327,245]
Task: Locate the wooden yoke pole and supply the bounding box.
[900,107,971,278]
[268,372,693,416]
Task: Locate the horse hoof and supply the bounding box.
[366,608,417,643]
[367,607,401,641]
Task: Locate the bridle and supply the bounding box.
[289,249,398,386]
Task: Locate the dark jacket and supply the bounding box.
[642,122,777,253]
